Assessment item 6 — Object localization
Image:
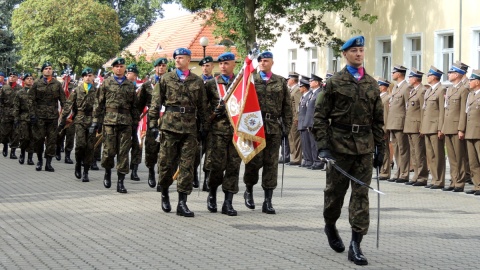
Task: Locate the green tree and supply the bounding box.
[175,0,377,56]
[0,0,23,73]
[12,0,121,74]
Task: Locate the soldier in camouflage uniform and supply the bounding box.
[59,67,97,182]
[204,52,240,216]
[149,48,208,217]
[91,57,139,193]
[1,71,22,159]
[13,73,35,165]
[312,36,384,266]
[242,51,292,215]
[55,70,75,164]
[28,62,66,172]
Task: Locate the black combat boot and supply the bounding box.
[202,171,210,191]
[130,164,140,181]
[161,187,171,212]
[19,149,26,164]
[262,189,276,214]
[55,145,61,161]
[207,186,217,213]
[2,144,8,157]
[74,162,82,179]
[64,151,73,164]
[10,148,18,159]
[147,167,156,188]
[36,154,43,171]
[82,166,90,182]
[117,173,127,193]
[222,191,237,216]
[177,192,194,217]
[244,185,255,209]
[45,157,55,172]
[60,144,64,152]
[324,224,345,252]
[27,153,34,165]
[348,231,368,266]
[104,168,112,188]
[90,160,99,170]
[192,170,199,188]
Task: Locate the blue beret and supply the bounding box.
[112,57,125,66]
[341,36,365,51]
[199,56,214,66]
[427,66,443,78]
[469,69,480,80]
[126,63,139,74]
[377,78,390,87]
[218,52,235,62]
[23,73,32,80]
[408,68,424,78]
[257,51,273,61]
[173,48,191,58]
[448,63,466,75]
[41,61,53,71]
[153,58,168,67]
[0,72,4,77]
[81,67,94,77]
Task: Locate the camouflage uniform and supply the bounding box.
[57,82,76,159]
[243,73,292,189]
[148,71,208,195]
[131,80,154,166]
[28,77,66,157]
[140,79,160,169]
[13,86,34,153]
[0,83,22,148]
[312,66,384,235]
[93,76,138,175]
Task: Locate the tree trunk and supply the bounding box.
[244,0,256,52]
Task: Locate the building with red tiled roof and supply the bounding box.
[105,13,238,75]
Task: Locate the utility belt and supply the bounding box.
[331,122,371,133]
[261,112,280,121]
[106,107,130,114]
[76,111,92,116]
[164,106,196,114]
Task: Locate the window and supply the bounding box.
[307,47,318,75]
[403,34,423,72]
[288,49,297,72]
[470,28,480,71]
[327,47,341,72]
[434,31,454,81]
[375,37,392,80]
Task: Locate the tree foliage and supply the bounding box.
[0,0,23,72]
[12,0,121,74]
[175,0,377,57]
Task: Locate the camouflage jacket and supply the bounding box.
[312,66,385,155]
[205,75,234,135]
[253,73,292,134]
[0,83,22,122]
[136,80,154,118]
[148,71,208,134]
[93,76,139,126]
[28,77,66,120]
[61,84,97,125]
[13,87,30,122]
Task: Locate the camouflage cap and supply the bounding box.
[153,57,168,67]
[81,67,94,77]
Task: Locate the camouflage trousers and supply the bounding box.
[32,119,58,157]
[74,123,96,167]
[205,133,241,194]
[94,141,102,161]
[130,127,142,166]
[0,120,19,148]
[157,131,197,195]
[144,128,160,169]
[194,136,207,171]
[101,125,132,175]
[56,123,75,152]
[324,153,372,235]
[17,120,34,153]
[243,133,281,190]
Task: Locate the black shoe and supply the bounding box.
[395,178,408,183]
[10,148,17,159]
[387,178,397,182]
[348,231,368,266]
[222,192,237,216]
[262,189,276,214]
[193,170,199,188]
[81,169,90,182]
[147,167,156,188]
[466,178,473,185]
[18,149,25,164]
[310,164,323,170]
[36,154,43,171]
[324,224,345,253]
[424,184,433,188]
[207,187,217,213]
[278,157,290,164]
[27,153,34,165]
[45,157,55,172]
[442,186,454,191]
[474,190,480,196]
[465,190,476,194]
[161,188,171,212]
[177,192,194,217]
[55,146,61,161]
[90,160,99,170]
[130,164,140,181]
[64,151,73,164]
[244,186,255,209]
[412,182,427,186]
[379,176,389,180]
[452,187,464,192]
[405,181,415,185]
[104,168,112,188]
[2,144,7,157]
[74,163,82,179]
[202,171,210,192]
[430,185,444,190]
[117,173,127,193]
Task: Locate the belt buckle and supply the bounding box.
[265,113,271,119]
[180,107,186,113]
[352,124,359,133]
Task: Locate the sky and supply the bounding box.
[161,3,191,20]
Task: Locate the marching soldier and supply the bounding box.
[297,78,312,168]
[465,69,480,195]
[0,71,22,159]
[59,67,97,182]
[13,73,35,165]
[305,74,324,170]
[313,36,384,266]
[91,57,139,193]
[404,68,429,186]
[28,62,66,172]
[420,66,446,189]
[56,70,75,164]
[442,63,469,192]
[386,65,410,183]
[204,52,240,216]
[377,78,391,180]
[286,72,302,165]
[148,48,208,217]
[243,51,292,214]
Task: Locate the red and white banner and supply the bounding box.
[226,57,266,163]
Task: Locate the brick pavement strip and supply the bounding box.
[0,154,479,269]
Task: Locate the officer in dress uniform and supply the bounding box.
[0,71,22,159]
[297,79,312,168]
[279,73,300,165]
[464,69,480,195]
[420,66,446,189]
[377,78,391,180]
[306,74,324,170]
[286,72,302,165]
[13,73,35,165]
